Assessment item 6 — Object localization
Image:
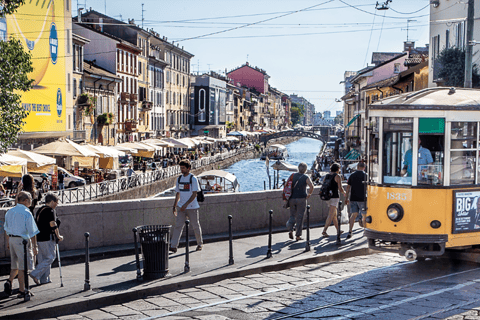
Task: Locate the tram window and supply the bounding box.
[416,134,444,186]
[382,117,413,185]
[369,117,380,183]
[451,122,477,185]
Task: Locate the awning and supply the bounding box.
[346,114,360,128]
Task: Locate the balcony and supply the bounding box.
[141,100,153,111]
[125,120,138,132]
[130,93,138,102]
[120,92,130,103]
[72,130,86,141]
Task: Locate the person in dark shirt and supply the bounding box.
[345,163,367,239]
[58,171,65,190]
[29,193,63,285]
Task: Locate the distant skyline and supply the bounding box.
[74,0,431,114]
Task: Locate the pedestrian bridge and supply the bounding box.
[260,130,326,146]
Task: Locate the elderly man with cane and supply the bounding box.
[4,191,39,298]
[29,193,63,285]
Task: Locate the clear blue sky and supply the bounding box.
[74,0,430,114]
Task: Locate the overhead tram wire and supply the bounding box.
[363,7,377,67]
[24,23,429,60]
[389,4,429,15]
[176,0,336,42]
[376,10,387,51]
[338,0,428,19]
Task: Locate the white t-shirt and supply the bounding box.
[175,174,200,209]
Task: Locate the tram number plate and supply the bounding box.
[386,192,407,201]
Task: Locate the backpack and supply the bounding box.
[319,173,336,201]
[177,174,205,203]
[282,174,294,200]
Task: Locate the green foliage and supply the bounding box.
[226,121,235,130]
[290,106,303,126]
[0,38,33,153]
[97,113,114,126]
[0,0,25,16]
[437,47,480,87]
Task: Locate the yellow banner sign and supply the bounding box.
[2,0,66,132]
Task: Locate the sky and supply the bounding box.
[73,0,431,115]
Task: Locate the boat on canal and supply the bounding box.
[153,169,240,198]
[260,144,288,160]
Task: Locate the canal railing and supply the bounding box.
[34,146,256,206]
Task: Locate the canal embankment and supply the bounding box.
[94,135,300,202]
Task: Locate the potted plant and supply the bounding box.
[97,113,108,126]
[106,112,114,125]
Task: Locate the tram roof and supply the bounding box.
[370,87,480,110]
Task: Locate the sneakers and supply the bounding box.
[4,279,12,296]
[169,247,177,254]
[17,291,34,299]
[196,245,203,251]
[346,232,353,240]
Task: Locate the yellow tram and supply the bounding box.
[365,87,480,260]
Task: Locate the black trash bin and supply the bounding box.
[137,225,171,279]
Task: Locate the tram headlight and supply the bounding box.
[387,203,404,222]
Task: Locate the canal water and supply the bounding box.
[225,138,323,192]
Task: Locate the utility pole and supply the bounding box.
[465,0,474,88]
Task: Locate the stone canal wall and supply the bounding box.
[0,185,346,258]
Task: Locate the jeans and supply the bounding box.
[286,198,307,237]
[30,239,56,283]
[170,208,203,248]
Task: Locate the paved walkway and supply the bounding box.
[0,224,368,319]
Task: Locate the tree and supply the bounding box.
[437,47,480,87]
[290,106,303,126]
[0,0,25,15]
[0,1,34,153]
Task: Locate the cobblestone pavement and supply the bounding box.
[42,253,480,320]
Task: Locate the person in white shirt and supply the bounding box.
[170,159,203,253]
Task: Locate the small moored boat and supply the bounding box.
[260,144,288,160]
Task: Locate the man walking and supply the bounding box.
[285,162,314,241]
[170,159,203,253]
[29,193,63,285]
[4,191,39,298]
[345,163,367,239]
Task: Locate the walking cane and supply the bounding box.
[56,239,64,287]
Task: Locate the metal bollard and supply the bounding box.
[264,181,266,190]
[84,232,91,291]
[184,220,190,273]
[336,201,342,245]
[133,228,142,280]
[23,239,30,301]
[305,205,311,252]
[228,215,234,265]
[267,210,273,258]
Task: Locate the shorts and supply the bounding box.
[9,237,34,271]
[349,201,366,216]
[326,197,340,207]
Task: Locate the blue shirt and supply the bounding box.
[403,146,434,176]
[4,204,40,239]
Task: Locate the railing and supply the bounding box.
[34,146,256,206]
[72,130,86,141]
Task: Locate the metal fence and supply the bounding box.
[48,146,255,205]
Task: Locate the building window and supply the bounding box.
[394,63,400,73]
[73,79,77,98]
[446,29,450,49]
[138,61,142,75]
[68,73,71,92]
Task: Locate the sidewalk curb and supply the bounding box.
[4,247,372,319]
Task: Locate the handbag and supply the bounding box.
[283,175,301,209]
